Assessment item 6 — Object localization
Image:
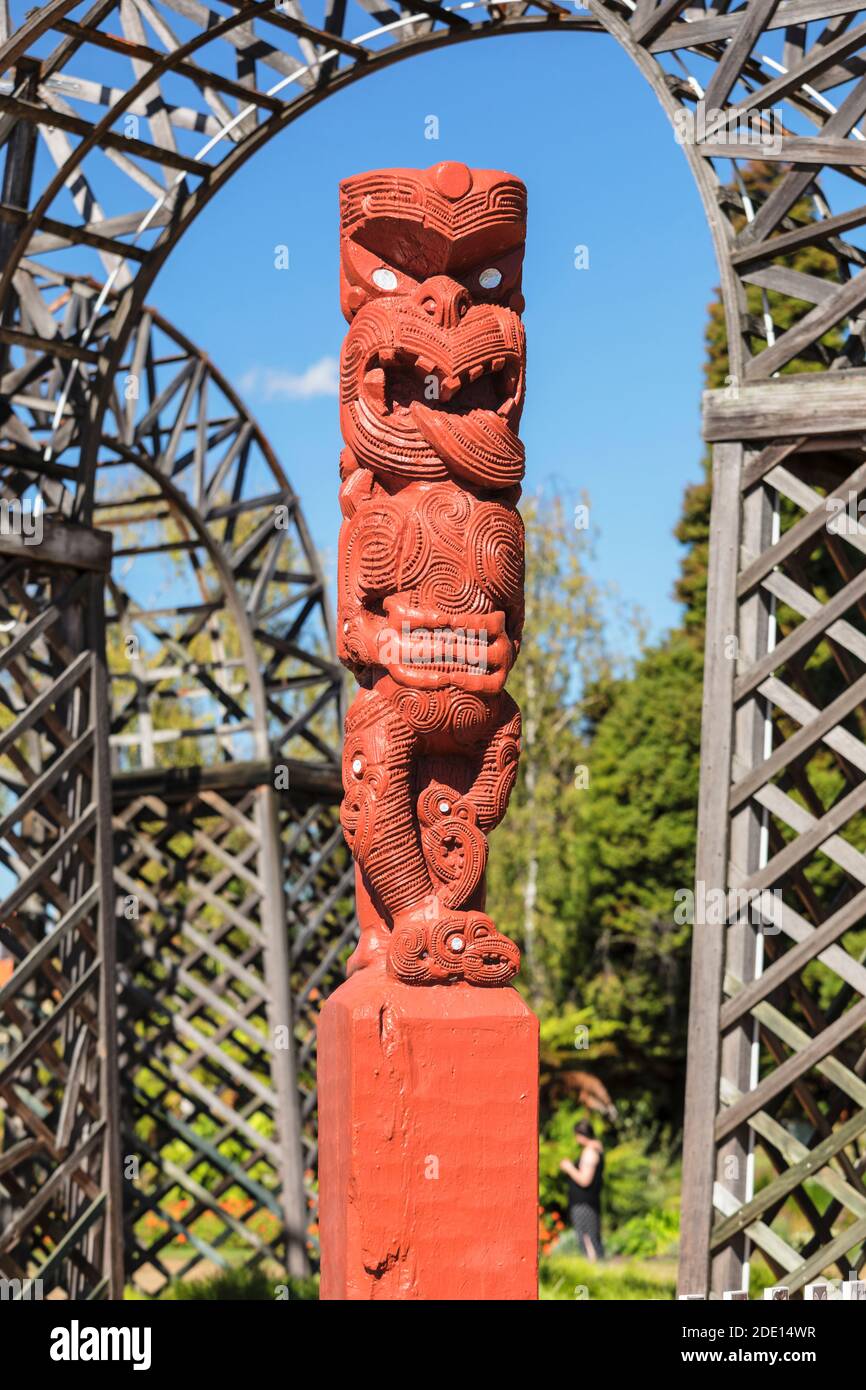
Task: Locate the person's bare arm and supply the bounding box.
[561,1147,599,1189]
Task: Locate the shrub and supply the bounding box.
[605,1207,679,1258]
[166,1268,319,1300]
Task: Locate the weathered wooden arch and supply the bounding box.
[94,286,349,1293]
[3,0,866,435]
[0,268,348,1293]
[4,0,866,1298]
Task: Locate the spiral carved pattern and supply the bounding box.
[420,790,488,908]
[389,913,521,986]
[336,163,527,986]
[468,507,524,610]
[346,503,403,597]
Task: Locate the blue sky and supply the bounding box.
[125,28,719,648]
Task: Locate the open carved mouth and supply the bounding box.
[378,601,512,691]
[361,348,522,428]
[396,626,490,674]
[345,311,526,487]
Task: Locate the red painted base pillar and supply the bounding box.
[318,964,538,1300]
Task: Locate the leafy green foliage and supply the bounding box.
[164,1268,319,1300]
[486,491,613,1010]
[580,637,703,1115]
[606,1208,679,1259]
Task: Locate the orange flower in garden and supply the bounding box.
[220,1195,253,1217]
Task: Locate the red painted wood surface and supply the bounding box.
[336,161,527,982]
[319,964,538,1299]
[319,163,537,1298]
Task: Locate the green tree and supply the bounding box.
[579,638,703,1116]
[572,160,848,1121]
[486,491,612,1012]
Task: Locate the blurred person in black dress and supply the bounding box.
[559,1119,605,1261]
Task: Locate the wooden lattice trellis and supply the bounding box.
[114,782,297,1293]
[283,797,355,1175]
[0,543,122,1300]
[97,293,350,1289]
[683,393,866,1295]
[0,269,352,1294]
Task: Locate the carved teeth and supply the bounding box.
[440,375,462,401]
[363,348,516,417]
[364,367,388,415]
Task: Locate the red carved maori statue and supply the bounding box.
[337,160,527,987]
[319,164,538,1300]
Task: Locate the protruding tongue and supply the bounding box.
[410,401,525,488]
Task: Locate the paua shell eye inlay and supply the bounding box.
[372,267,398,290]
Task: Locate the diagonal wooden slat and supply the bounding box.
[739,775,866,894]
[712,1103,866,1246]
[713,1182,802,1273]
[717,992,866,1140]
[721,1076,866,1221]
[702,0,784,111]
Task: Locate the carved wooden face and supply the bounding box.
[337,477,524,694]
[338,163,527,491]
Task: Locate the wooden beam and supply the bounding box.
[0,94,206,175]
[0,519,112,573]
[0,323,100,365]
[678,443,743,1298]
[111,756,342,805]
[704,376,866,440]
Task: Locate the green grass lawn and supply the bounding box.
[540,1253,678,1300]
[127,1255,678,1300]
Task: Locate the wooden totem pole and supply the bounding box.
[318,163,538,1300]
